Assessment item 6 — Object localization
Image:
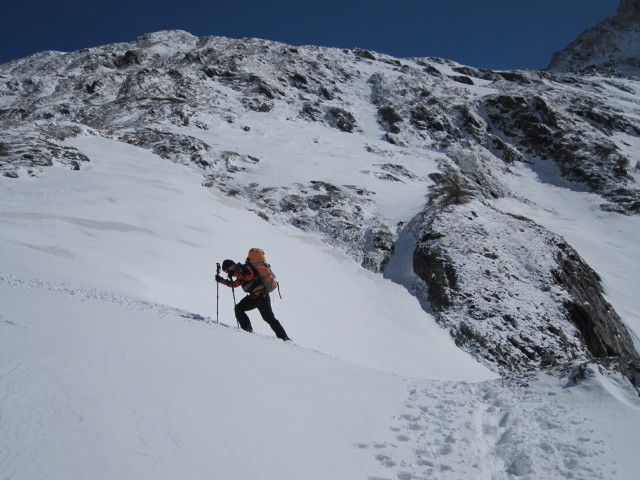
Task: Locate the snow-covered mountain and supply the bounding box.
[2,27,640,374]
[2,17,640,478]
[548,0,640,74]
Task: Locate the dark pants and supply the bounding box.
[235,293,289,340]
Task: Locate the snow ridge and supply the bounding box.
[0,271,204,320]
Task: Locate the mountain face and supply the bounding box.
[548,0,640,74]
[1,29,639,374]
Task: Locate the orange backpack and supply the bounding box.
[244,248,279,294]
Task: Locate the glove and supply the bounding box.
[215,274,223,283]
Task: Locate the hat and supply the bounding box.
[221,259,236,273]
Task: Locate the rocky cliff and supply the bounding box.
[412,194,636,372]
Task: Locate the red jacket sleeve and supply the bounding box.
[219,264,254,288]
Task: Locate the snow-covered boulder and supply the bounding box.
[411,196,636,372]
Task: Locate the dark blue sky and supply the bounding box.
[1,0,620,70]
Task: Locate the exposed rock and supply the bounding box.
[119,129,214,167]
[481,92,640,212]
[377,106,403,133]
[548,0,640,74]
[352,48,376,61]
[412,198,637,372]
[115,50,142,68]
[301,102,322,121]
[0,128,90,177]
[449,75,474,85]
[326,107,358,133]
[553,244,636,358]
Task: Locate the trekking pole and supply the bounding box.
[216,263,221,323]
[231,285,239,329]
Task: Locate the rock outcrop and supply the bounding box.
[412,195,637,372]
[548,0,640,74]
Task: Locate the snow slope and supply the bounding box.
[2,131,640,479]
[0,134,487,379]
[1,279,408,480]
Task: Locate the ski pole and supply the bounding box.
[231,286,239,329]
[216,262,221,323]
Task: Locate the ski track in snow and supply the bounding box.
[358,378,610,480]
[0,271,202,322]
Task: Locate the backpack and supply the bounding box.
[243,248,279,294]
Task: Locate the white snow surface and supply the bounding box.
[1,133,640,479]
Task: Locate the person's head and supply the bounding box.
[222,259,236,274]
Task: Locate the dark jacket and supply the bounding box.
[218,264,264,295]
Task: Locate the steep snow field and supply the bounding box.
[0,135,485,379]
[1,133,640,479]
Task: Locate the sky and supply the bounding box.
[0,0,621,70]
